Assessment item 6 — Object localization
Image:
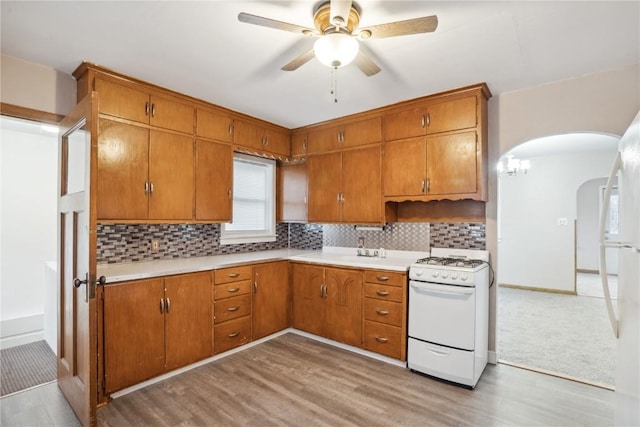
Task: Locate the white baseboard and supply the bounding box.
[488,350,497,365]
[0,314,44,349]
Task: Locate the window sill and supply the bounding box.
[219,235,277,246]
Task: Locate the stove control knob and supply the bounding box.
[451,273,458,280]
[415,269,423,277]
[432,271,439,278]
[461,273,468,281]
[441,272,448,279]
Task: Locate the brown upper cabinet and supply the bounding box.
[95,78,194,134]
[383,95,477,141]
[278,162,307,223]
[196,108,234,143]
[307,116,382,154]
[382,86,489,202]
[307,146,383,224]
[291,131,308,159]
[97,119,194,220]
[233,119,290,157]
[195,139,233,222]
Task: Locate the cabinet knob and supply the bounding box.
[145,101,150,117]
[376,290,389,296]
[227,287,239,293]
[151,103,156,117]
[228,332,239,338]
[159,298,165,314]
[375,336,389,343]
[376,276,389,282]
[375,309,389,316]
[227,306,240,312]
[228,273,240,278]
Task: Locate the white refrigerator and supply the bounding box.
[599,110,640,425]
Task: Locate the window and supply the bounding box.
[221,153,276,245]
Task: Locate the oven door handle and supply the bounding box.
[409,281,474,296]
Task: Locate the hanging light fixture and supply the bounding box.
[497,155,531,176]
[313,33,359,68]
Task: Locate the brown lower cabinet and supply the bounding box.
[253,261,290,340]
[103,271,213,393]
[292,263,362,347]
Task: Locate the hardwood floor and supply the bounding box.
[0,333,615,426]
[97,333,614,426]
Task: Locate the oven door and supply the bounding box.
[408,280,476,350]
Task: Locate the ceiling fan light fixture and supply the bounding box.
[314,33,359,68]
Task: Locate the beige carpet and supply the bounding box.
[497,284,616,386]
[0,340,56,396]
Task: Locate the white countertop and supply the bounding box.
[98,247,427,283]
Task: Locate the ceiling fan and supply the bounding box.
[238,0,438,76]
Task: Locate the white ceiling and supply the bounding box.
[506,132,620,159]
[1,1,639,129]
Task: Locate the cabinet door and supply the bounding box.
[196,109,234,143]
[195,140,232,221]
[382,137,426,197]
[148,130,194,220]
[278,162,307,223]
[307,152,341,222]
[427,131,477,195]
[103,279,165,393]
[342,116,382,148]
[291,132,307,158]
[292,264,325,336]
[149,95,194,134]
[383,107,426,141]
[97,119,149,219]
[342,146,382,223]
[264,128,290,157]
[324,268,362,347]
[253,262,290,340]
[233,119,262,150]
[164,272,213,370]
[426,96,477,135]
[95,78,150,124]
[307,126,341,153]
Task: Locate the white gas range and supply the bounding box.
[407,248,491,388]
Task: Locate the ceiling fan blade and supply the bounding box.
[330,0,353,27]
[353,51,381,77]
[281,49,316,71]
[238,12,319,36]
[356,15,438,39]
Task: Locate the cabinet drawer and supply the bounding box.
[214,316,251,354]
[364,298,403,327]
[214,280,252,300]
[214,294,252,324]
[363,321,403,360]
[363,283,404,302]
[215,265,253,284]
[363,270,405,287]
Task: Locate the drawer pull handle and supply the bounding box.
[376,290,389,296]
[227,306,240,312]
[376,309,389,316]
[228,273,240,278]
[228,332,239,338]
[375,336,389,343]
[376,276,390,281]
[227,287,239,293]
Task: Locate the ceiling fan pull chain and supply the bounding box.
[331,66,338,103]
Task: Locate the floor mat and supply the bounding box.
[1,340,56,396]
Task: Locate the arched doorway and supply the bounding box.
[496,132,619,387]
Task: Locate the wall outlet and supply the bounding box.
[151,239,160,251]
[357,237,365,248]
[557,218,568,226]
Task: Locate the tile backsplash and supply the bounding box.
[97,221,485,264]
[322,222,486,252]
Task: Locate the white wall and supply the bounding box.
[1,54,76,116]
[499,150,618,292]
[486,62,640,351]
[0,119,58,347]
